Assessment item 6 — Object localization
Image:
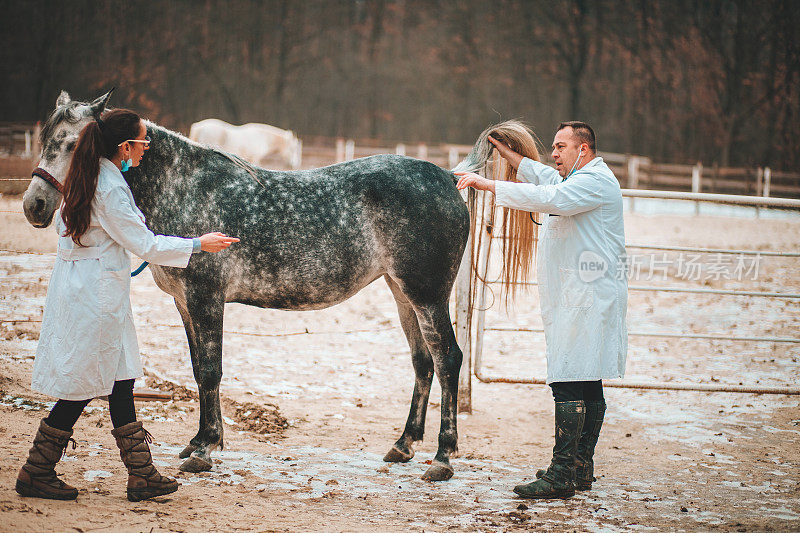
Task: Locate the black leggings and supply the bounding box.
[549,380,604,403]
[45,379,136,432]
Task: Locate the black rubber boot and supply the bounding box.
[514,401,585,499]
[534,399,606,491]
[575,400,606,490]
[16,419,79,500]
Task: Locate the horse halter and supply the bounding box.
[31,167,64,194]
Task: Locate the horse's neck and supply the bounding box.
[129,124,199,223]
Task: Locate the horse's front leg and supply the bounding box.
[173,290,226,473]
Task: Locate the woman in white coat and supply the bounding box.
[16,108,239,502]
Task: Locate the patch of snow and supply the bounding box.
[84,470,113,481]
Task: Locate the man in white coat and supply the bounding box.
[456,121,627,499]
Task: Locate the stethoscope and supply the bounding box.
[529,149,585,226]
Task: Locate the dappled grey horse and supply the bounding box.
[23,91,469,481]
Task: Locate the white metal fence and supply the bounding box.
[453,190,800,411]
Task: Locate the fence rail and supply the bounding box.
[0,123,40,158]
[2,126,799,198]
[617,156,800,199]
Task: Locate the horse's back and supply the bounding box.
[321,155,470,303]
[218,154,468,309]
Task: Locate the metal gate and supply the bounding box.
[454,189,800,412]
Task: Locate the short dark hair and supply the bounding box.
[557,121,596,152]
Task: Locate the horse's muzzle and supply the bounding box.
[23,188,58,228]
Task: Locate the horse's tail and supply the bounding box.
[452,119,541,175]
[454,120,544,308]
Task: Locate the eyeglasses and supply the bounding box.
[118,135,151,147]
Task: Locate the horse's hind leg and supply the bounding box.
[383,276,434,464]
[172,290,226,473]
[413,301,463,481]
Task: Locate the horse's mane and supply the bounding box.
[40,102,83,144]
[146,120,265,187]
[454,120,543,306]
[43,101,264,188]
[212,150,263,184]
[42,103,263,186]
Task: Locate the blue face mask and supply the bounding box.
[120,158,132,172]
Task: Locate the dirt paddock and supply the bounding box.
[1,193,799,532]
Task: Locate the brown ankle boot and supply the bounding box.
[112,421,179,502]
[16,419,79,500]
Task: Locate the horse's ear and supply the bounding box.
[88,88,115,119]
[56,91,71,108]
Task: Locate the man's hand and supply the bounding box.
[455,171,495,193]
[488,136,523,169]
[199,232,240,252]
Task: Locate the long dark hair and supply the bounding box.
[62,109,141,245]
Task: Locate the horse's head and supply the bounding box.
[22,89,113,227]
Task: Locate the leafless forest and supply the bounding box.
[2,0,798,170]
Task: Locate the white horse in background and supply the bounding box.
[189,118,302,169]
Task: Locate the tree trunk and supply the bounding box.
[274,0,290,123]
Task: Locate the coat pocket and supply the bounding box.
[559,268,594,308]
[98,268,130,316]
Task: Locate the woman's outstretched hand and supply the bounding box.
[199,232,240,252]
[455,171,495,193]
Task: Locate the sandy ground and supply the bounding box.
[1,193,799,532]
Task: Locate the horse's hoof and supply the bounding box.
[180,453,213,473]
[383,446,414,463]
[178,444,198,459]
[421,462,454,481]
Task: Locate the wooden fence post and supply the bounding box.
[345,139,355,161]
[712,162,719,193]
[763,167,771,197]
[448,147,459,169]
[756,167,764,197]
[33,122,41,159]
[756,167,764,218]
[395,143,406,156]
[627,155,639,212]
[692,162,703,215]
[455,188,473,413]
[292,139,302,169]
[335,138,345,162]
[417,143,427,160]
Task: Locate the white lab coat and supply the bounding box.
[494,157,627,383]
[32,158,194,400]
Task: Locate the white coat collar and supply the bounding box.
[564,156,604,180]
[98,158,146,223]
[99,158,129,187]
[99,157,123,175]
[582,156,603,169]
